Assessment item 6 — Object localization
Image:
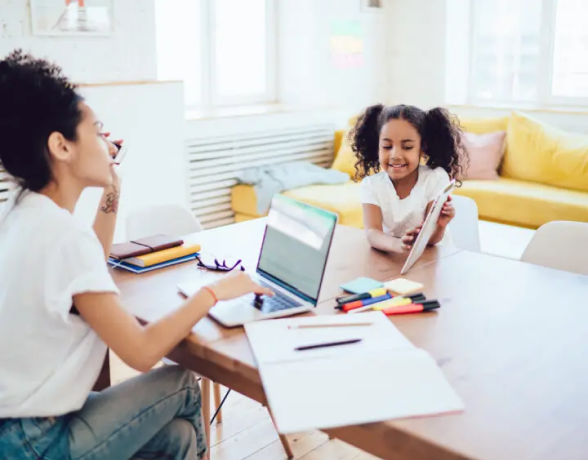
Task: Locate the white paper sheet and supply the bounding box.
[245,312,464,434]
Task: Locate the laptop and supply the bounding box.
[186,195,338,328]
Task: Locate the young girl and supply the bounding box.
[350,104,468,253]
[0,51,272,460]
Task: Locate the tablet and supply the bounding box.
[400,180,456,275]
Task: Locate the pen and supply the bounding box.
[336,288,387,305]
[338,294,391,312]
[288,322,373,329]
[295,338,362,351]
[341,293,426,313]
[382,300,440,316]
[348,295,419,314]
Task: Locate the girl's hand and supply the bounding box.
[205,271,274,302]
[401,226,422,252]
[437,196,455,228]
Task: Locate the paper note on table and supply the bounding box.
[245,312,464,434]
[246,311,412,364]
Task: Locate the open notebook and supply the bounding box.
[245,312,464,434]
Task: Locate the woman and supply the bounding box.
[0,50,271,460]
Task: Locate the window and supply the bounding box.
[155,0,276,108]
[467,0,588,107]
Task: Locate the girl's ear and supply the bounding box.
[420,150,428,165]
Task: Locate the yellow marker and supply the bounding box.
[348,296,412,314]
[368,287,387,298]
[372,297,412,311]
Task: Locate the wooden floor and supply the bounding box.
[110,220,535,460]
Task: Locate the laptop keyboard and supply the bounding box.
[239,279,302,314]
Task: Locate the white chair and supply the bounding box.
[126,203,203,241]
[521,221,588,275]
[125,204,223,446]
[449,195,481,252]
[124,204,294,457]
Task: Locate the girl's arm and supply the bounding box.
[74,272,272,373]
[425,196,455,246]
[363,204,406,253]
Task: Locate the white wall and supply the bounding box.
[0,0,157,83]
[76,82,186,243]
[278,0,390,114]
[385,0,447,108]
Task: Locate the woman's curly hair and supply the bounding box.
[0,49,83,192]
[349,104,469,184]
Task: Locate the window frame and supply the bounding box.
[206,0,277,107]
[467,0,588,109]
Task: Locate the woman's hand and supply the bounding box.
[437,196,455,228]
[401,226,422,252]
[206,271,274,302]
[103,133,123,187]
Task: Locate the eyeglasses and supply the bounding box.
[195,255,245,272]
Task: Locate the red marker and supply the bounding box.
[382,300,440,316]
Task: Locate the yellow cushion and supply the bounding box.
[459,116,510,134]
[502,111,588,193]
[331,127,357,178]
[231,184,260,216]
[455,178,588,229]
[333,129,345,160]
[284,182,363,228]
[234,212,258,223]
[231,182,364,228]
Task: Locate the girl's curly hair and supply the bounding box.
[349,104,469,184]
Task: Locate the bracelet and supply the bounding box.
[202,286,218,305]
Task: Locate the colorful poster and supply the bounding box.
[329,21,364,69]
[31,0,114,36]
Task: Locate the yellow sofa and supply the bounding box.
[231,112,588,229]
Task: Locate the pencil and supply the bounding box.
[288,322,374,329]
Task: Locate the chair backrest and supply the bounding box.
[126,204,204,241]
[449,195,481,252]
[521,221,588,275]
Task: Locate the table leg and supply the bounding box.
[201,378,211,452]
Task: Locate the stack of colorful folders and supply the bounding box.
[335,287,440,316]
[108,234,201,274]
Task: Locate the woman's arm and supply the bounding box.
[363,204,406,253]
[74,272,272,373]
[93,139,120,259]
[93,182,119,260]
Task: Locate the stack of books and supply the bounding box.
[108,234,200,274]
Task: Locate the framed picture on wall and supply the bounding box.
[361,0,384,12]
[30,0,114,36]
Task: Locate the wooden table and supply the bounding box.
[112,219,588,460]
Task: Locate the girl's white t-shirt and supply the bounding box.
[360,165,450,238]
[0,192,119,417]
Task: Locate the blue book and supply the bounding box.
[108,253,199,274]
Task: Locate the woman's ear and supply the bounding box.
[47,131,73,164]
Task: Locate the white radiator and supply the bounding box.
[186,124,336,229]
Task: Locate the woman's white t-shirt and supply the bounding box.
[0,192,119,417]
[360,165,450,238]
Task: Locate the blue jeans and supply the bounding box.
[0,366,207,460]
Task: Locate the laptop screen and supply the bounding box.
[256,195,337,304]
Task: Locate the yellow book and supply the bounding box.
[125,244,201,268]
